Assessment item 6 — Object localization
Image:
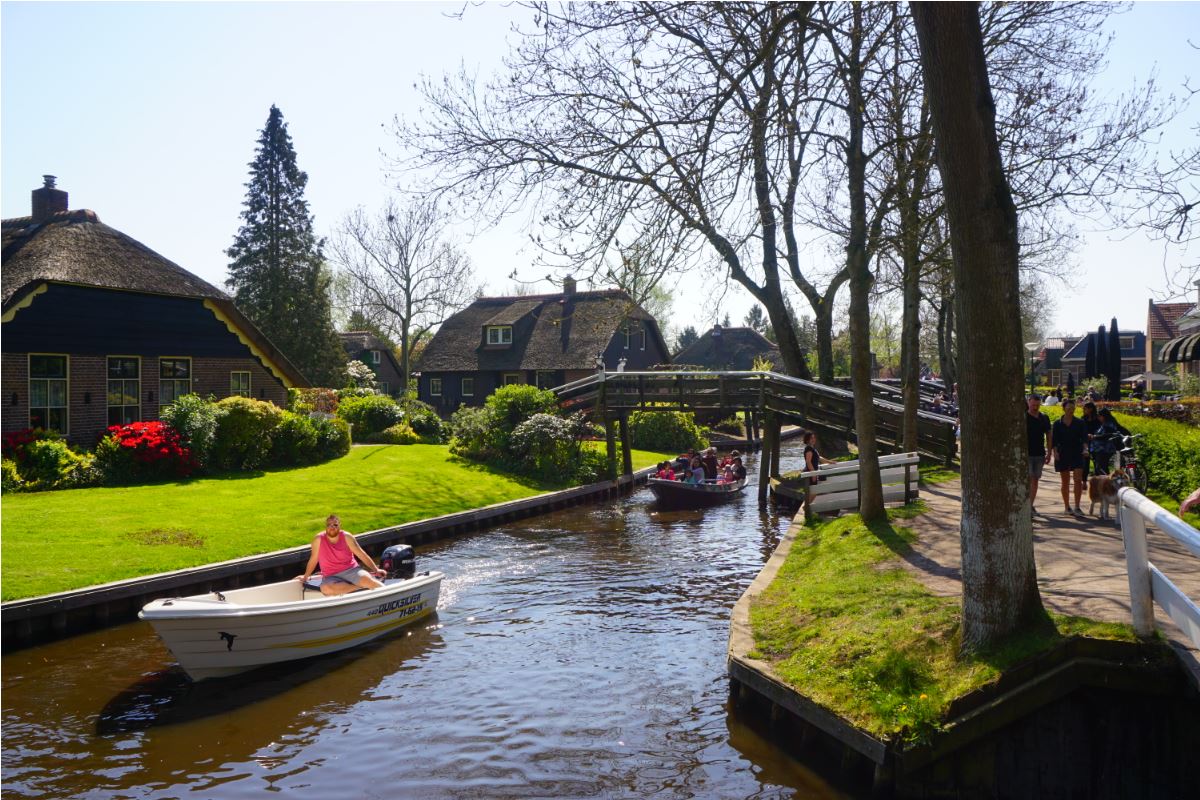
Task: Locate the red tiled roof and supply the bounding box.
[1147,301,1192,340]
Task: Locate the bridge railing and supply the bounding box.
[1118,487,1200,649]
[552,371,958,464]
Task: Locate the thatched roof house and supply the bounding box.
[674,325,782,372]
[338,331,404,396]
[416,278,669,410]
[2,176,306,445]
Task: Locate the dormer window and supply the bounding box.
[487,326,513,345]
[370,349,381,364]
[623,323,646,351]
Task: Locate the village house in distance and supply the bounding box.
[416,278,669,411]
[1,177,307,446]
[338,331,404,396]
[674,325,782,372]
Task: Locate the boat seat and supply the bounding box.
[302,576,366,595]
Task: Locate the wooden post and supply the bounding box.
[944,422,956,466]
[770,415,782,480]
[605,416,618,480]
[758,413,776,502]
[744,409,754,448]
[1120,499,1155,638]
[618,413,633,477]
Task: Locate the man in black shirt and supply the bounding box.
[1052,398,1089,517]
[1026,394,1052,510]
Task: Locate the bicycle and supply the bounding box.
[1099,433,1147,494]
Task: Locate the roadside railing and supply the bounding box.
[1118,487,1200,649]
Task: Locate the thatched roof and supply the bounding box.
[1,209,309,387]
[674,326,781,371]
[417,289,666,372]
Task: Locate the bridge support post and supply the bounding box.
[605,416,618,480]
[770,416,781,479]
[618,413,633,478]
[758,412,777,502]
[744,409,754,448]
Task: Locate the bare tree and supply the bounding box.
[330,198,477,393]
[912,1,1050,654]
[393,2,824,378]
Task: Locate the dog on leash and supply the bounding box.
[1088,474,1119,521]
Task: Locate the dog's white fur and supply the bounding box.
[1088,474,1119,521]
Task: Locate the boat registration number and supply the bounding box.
[366,593,425,618]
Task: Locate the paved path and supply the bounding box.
[901,474,1200,680]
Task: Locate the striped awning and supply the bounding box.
[1159,332,1200,363]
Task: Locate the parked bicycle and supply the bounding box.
[1099,433,1148,494]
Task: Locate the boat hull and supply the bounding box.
[647,478,746,509]
[139,571,442,681]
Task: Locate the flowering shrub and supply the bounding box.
[366,422,422,445]
[449,405,497,461]
[509,413,591,480]
[345,359,378,391]
[1,458,22,492]
[160,394,222,469]
[212,396,284,471]
[2,427,58,464]
[289,387,339,415]
[94,421,194,485]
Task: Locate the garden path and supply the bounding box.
[901,475,1200,684]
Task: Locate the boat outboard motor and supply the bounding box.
[379,544,416,580]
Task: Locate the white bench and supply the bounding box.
[791,451,921,514]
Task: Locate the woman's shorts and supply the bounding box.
[1055,455,1084,474]
[325,567,370,585]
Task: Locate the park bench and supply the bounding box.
[775,451,921,514]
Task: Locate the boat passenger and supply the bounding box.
[656,461,675,480]
[297,514,386,596]
[732,456,747,482]
[688,457,706,485]
[701,447,719,480]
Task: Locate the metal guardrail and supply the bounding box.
[1118,487,1200,649]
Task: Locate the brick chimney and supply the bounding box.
[32,175,68,222]
[563,275,576,297]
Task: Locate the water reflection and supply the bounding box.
[2,443,838,799]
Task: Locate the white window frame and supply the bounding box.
[1119,336,1134,352]
[487,326,513,345]
[107,355,141,427]
[462,377,475,397]
[230,370,251,397]
[28,353,69,434]
[370,349,381,364]
[159,356,192,407]
[430,377,442,396]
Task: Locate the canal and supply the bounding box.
[1,442,842,799]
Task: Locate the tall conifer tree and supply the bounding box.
[227,105,346,387]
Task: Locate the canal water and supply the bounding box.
[2,443,842,799]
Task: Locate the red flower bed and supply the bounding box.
[3,428,53,463]
[106,421,196,477]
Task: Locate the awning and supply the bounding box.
[1159,332,1200,364]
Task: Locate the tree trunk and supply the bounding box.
[813,300,836,385]
[911,1,1048,654]
[899,239,922,452]
[845,5,885,522]
[936,285,957,391]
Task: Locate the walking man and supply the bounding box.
[1026,394,1052,511]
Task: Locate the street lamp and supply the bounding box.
[1024,341,1040,396]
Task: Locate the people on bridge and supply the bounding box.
[297,514,385,596]
[1026,394,1052,511]
[1052,398,1088,517]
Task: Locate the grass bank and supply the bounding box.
[748,509,1136,743]
[1,444,666,600]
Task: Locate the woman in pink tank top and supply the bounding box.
[297,514,385,596]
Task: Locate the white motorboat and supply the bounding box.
[140,547,441,681]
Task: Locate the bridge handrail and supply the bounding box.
[1118,487,1200,649]
[789,452,920,481]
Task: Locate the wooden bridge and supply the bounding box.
[554,371,958,499]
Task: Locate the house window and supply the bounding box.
[379,381,390,396]
[487,326,513,345]
[29,354,68,434]
[536,371,557,390]
[370,349,381,364]
[503,372,521,386]
[230,371,251,397]
[107,357,141,426]
[462,377,475,397]
[623,324,646,351]
[1119,336,1134,352]
[430,377,442,396]
[159,358,192,406]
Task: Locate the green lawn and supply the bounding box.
[1,444,666,600]
[749,510,1137,743]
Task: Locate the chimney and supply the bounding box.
[563,276,576,297]
[32,175,68,222]
[1195,278,1199,306]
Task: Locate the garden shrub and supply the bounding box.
[94,421,194,485]
[628,410,709,453]
[509,413,586,480]
[449,405,497,461]
[396,396,448,443]
[211,396,284,471]
[366,422,422,445]
[270,411,321,466]
[289,387,339,415]
[314,416,352,461]
[2,427,59,464]
[486,384,560,436]
[160,394,222,470]
[15,439,97,490]
[2,458,23,492]
[337,394,402,441]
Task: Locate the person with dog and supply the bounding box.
[1026,394,1052,510]
[1089,408,1131,476]
[1052,398,1089,517]
[1080,401,1101,476]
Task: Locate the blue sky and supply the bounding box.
[3,1,1197,340]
